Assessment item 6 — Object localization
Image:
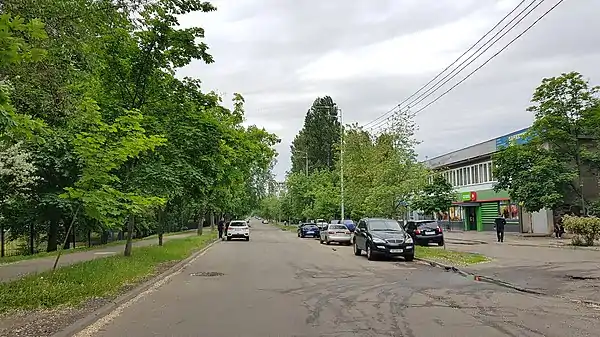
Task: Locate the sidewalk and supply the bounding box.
[0,231,199,283]
[445,230,600,251]
[445,237,600,304]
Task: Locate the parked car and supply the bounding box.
[320,224,352,245]
[330,219,341,224]
[352,218,414,261]
[262,219,269,224]
[342,219,356,232]
[226,220,250,241]
[297,223,319,238]
[404,220,444,246]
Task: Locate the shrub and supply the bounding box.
[562,215,600,246]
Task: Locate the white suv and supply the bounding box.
[226,220,250,241]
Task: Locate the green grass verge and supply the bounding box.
[0,230,193,265]
[271,222,293,231]
[415,246,490,266]
[0,232,216,313]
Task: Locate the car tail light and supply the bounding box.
[415,229,421,235]
[328,231,335,234]
[437,226,443,233]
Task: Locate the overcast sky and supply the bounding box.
[178,0,600,180]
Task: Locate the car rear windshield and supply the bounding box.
[329,225,347,230]
[369,219,403,231]
[416,221,437,227]
[304,225,318,229]
[229,221,246,227]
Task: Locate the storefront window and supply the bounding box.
[449,206,463,221]
[500,201,519,220]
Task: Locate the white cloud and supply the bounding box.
[296,11,491,81]
[176,0,600,180]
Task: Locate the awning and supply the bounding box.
[453,202,481,207]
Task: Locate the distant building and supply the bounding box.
[420,127,554,234]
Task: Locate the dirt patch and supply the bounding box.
[0,298,109,337]
[0,260,179,337]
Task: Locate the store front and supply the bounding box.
[450,189,522,232]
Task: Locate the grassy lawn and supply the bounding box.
[415,246,490,266]
[0,232,216,313]
[0,230,192,265]
[271,222,293,231]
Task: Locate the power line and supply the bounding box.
[368,0,546,132]
[362,0,532,129]
[373,0,565,135]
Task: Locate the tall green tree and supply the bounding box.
[290,96,341,174]
[412,174,454,217]
[494,72,600,213]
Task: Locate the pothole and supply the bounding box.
[566,275,600,280]
[190,272,224,277]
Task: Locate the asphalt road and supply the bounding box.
[77,221,600,337]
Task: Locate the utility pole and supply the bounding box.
[305,153,309,176]
[339,108,345,221]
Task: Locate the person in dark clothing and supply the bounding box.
[554,217,565,238]
[217,218,225,239]
[494,214,506,242]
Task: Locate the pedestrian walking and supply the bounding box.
[494,213,506,243]
[554,217,565,238]
[217,218,225,240]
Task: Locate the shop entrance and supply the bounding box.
[466,207,478,230]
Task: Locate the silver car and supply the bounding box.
[320,224,352,245]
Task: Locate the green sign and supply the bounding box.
[461,192,471,201]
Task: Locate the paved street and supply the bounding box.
[0,231,197,282]
[76,221,600,337]
[446,240,600,304]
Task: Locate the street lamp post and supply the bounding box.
[339,108,345,221]
[294,150,309,176]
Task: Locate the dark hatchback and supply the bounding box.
[404,220,444,246]
[297,223,319,238]
[353,218,414,261]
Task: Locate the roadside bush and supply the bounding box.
[562,215,600,246]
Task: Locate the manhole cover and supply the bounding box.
[190,272,224,277]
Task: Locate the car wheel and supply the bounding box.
[226,237,231,241]
[319,237,324,244]
[246,237,250,241]
[353,242,362,256]
[404,253,414,262]
[366,244,375,261]
[438,239,444,246]
[297,232,300,237]
[326,239,330,245]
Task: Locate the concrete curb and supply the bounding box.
[52,237,219,337]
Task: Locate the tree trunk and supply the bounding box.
[158,208,165,246]
[210,212,215,231]
[197,210,204,236]
[0,221,4,258]
[47,219,59,252]
[124,215,134,256]
[87,230,92,247]
[53,206,80,271]
[62,221,71,250]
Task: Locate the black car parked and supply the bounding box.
[297,223,319,238]
[404,220,444,246]
[352,218,414,261]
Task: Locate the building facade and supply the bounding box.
[422,127,553,234]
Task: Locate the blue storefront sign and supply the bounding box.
[495,127,530,149]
